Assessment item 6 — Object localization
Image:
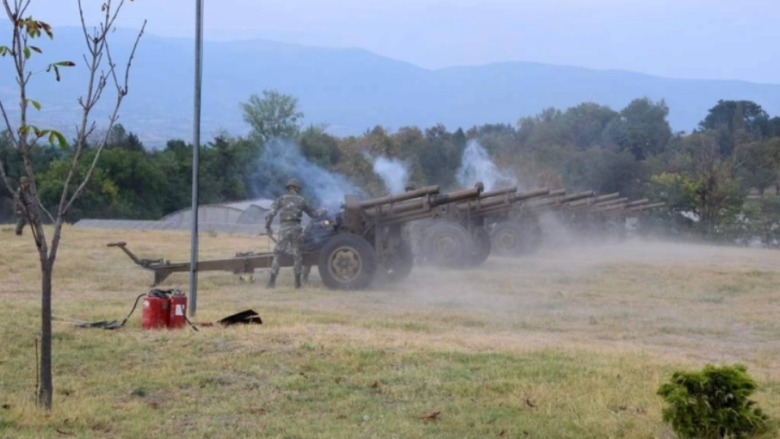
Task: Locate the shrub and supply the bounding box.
[657,364,770,439]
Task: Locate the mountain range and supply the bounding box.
[2,26,780,148]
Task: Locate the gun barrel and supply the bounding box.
[625,198,650,208]
[480,185,518,199]
[432,184,484,207]
[363,183,483,217]
[456,187,549,212]
[513,188,551,202]
[561,191,595,203]
[358,185,440,209]
[628,202,666,212]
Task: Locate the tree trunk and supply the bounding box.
[38,260,53,409]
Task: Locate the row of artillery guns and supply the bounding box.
[412,185,665,266]
[108,182,664,290]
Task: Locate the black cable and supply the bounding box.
[185,316,199,332]
[120,293,148,327]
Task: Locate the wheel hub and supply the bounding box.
[328,246,362,283]
[433,235,458,260]
[497,230,518,251]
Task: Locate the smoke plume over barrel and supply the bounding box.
[251,138,363,210]
[456,139,518,191]
[371,155,410,194]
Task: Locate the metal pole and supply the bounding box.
[189,0,204,317]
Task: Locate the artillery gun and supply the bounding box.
[110,183,485,290]
[483,189,596,256]
[561,198,666,241]
[424,186,555,266]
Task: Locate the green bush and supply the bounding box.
[657,364,770,439]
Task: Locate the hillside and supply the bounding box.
[2,26,780,147]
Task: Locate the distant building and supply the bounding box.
[74,198,306,234]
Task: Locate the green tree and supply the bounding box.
[734,138,780,196]
[106,123,144,152]
[650,132,746,235]
[562,102,619,149]
[604,97,672,160]
[300,124,341,168]
[699,100,771,156]
[240,89,304,142]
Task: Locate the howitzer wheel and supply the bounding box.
[318,234,377,290]
[468,226,492,266]
[491,222,525,256]
[522,221,544,255]
[376,240,414,284]
[422,221,472,268]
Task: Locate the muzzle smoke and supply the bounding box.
[370,155,410,194]
[456,140,518,191]
[251,138,363,210]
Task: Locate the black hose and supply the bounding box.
[185,316,200,332]
[120,293,148,327]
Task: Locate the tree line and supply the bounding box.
[3,90,780,245]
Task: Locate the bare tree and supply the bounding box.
[0,0,145,409]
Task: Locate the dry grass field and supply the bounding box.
[1,225,779,438]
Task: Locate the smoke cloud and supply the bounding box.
[456,139,518,191]
[251,138,363,210]
[370,155,410,194]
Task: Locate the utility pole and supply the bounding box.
[190,0,204,316]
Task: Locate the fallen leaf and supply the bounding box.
[524,397,537,409]
[421,411,441,420]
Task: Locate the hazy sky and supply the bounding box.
[27,0,780,84]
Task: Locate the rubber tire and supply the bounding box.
[317,234,377,290]
[491,222,525,256]
[468,226,492,266]
[422,221,473,268]
[377,240,414,284]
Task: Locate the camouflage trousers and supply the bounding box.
[15,214,26,235]
[270,223,304,276]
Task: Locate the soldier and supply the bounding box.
[14,176,30,236]
[265,178,317,289]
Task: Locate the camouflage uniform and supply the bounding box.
[265,180,316,288]
[14,178,31,236]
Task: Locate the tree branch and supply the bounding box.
[63,18,146,217]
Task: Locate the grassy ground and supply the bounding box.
[1,225,779,438]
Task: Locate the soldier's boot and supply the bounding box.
[294,274,302,289]
[267,272,277,289]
